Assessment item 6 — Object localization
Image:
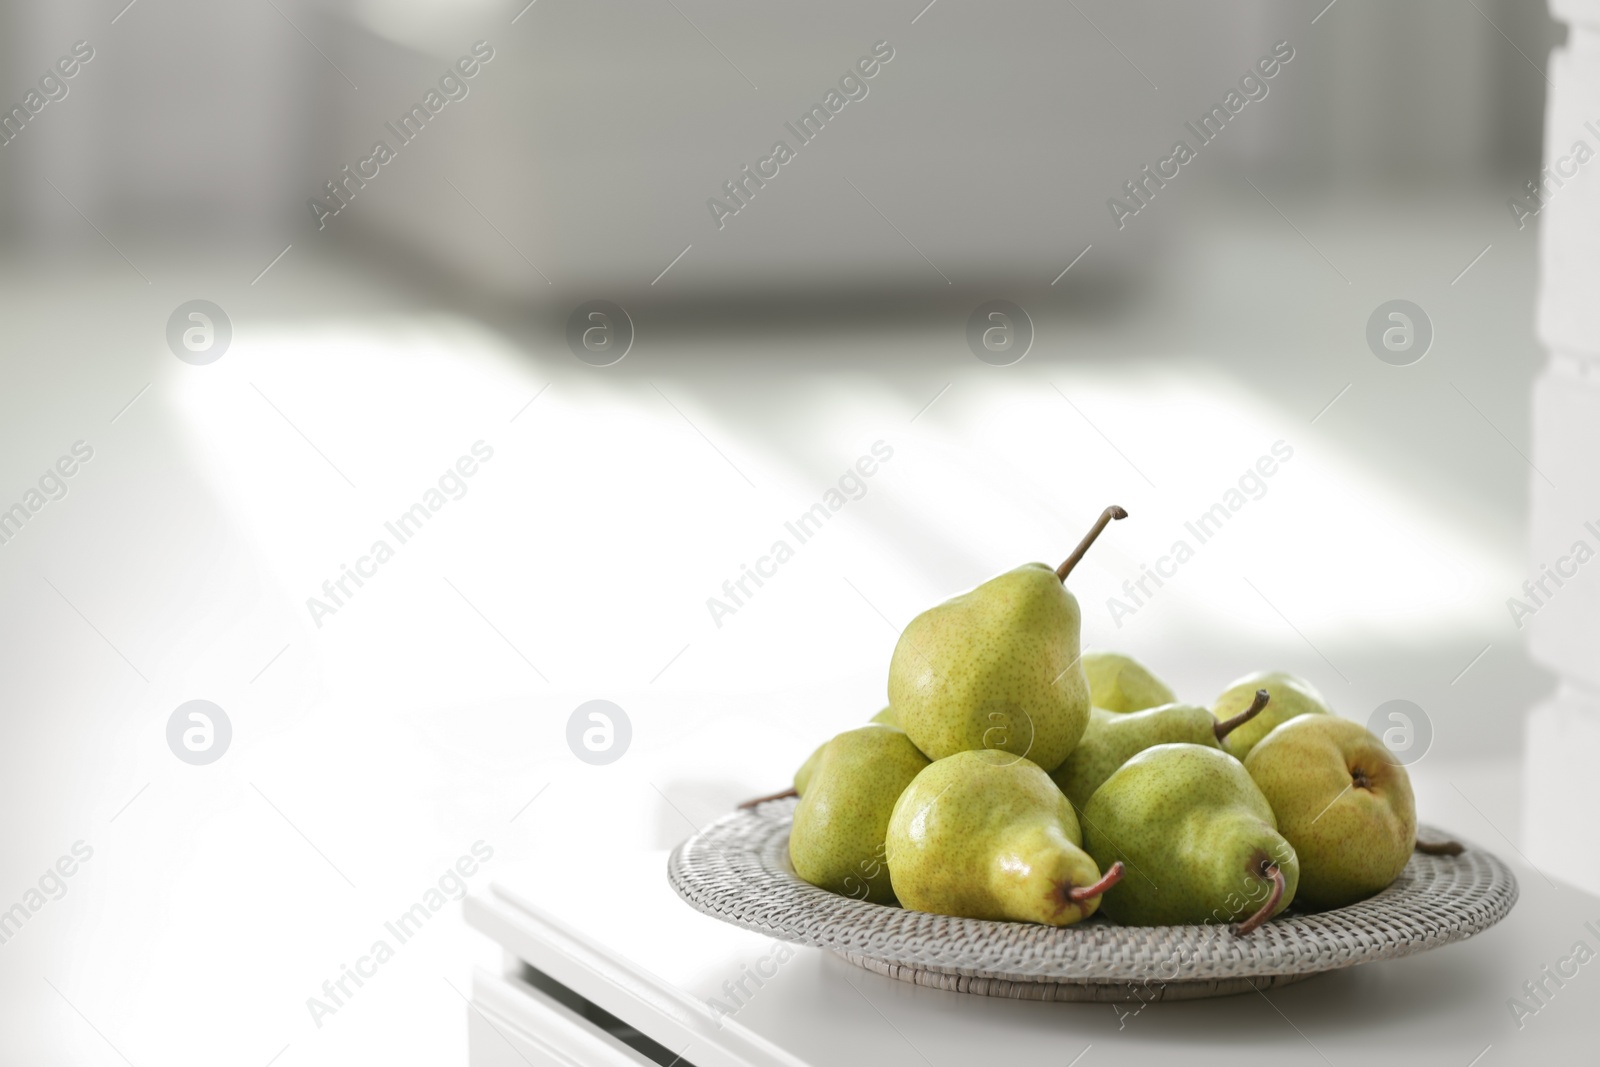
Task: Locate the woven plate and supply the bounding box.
[667,798,1518,1001]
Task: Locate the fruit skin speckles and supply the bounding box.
[789,724,929,905]
[1051,691,1267,815]
[1245,714,1416,910]
[1082,651,1177,714]
[890,508,1128,774]
[886,750,1118,926]
[1211,670,1332,759]
[1083,743,1300,929]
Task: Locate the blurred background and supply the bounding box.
[0,0,1587,1064]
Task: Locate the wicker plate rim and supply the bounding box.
[667,798,1519,985]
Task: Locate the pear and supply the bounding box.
[793,742,826,796]
[1051,690,1269,812]
[1083,743,1298,933]
[742,706,903,808]
[1245,714,1416,910]
[1082,651,1177,713]
[800,706,896,795]
[789,725,930,903]
[886,749,1123,925]
[889,506,1127,773]
[803,707,899,793]
[1211,670,1331,759]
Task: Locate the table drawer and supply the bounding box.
[469,967,667,1067]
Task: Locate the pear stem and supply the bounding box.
[1056,505,1129,581]
[1415,838,1465,856]
[737,787,797,809]
[1214,689,1271,743]
[1067,861,1126,903]
[1233,865,1286,936]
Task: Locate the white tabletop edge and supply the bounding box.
[465,881,814,1067]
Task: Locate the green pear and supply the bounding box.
[799,708,895,795]
[743,706,905,809]
[1245,715,1416,910]
[1083,743,1299,932]
[793,742,826,796]
[1212,670,1331,759]
[788,725,930,904]
[801,708,898,795]
[889,507,1127,773]
[1051,691,1269,812]
[1082,651,1177,713]
[886,749,1123,925]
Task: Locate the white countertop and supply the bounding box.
[467,820,1596,1067]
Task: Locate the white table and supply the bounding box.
[464,840,1596,1066]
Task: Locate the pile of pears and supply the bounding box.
[773,507,1427,935]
